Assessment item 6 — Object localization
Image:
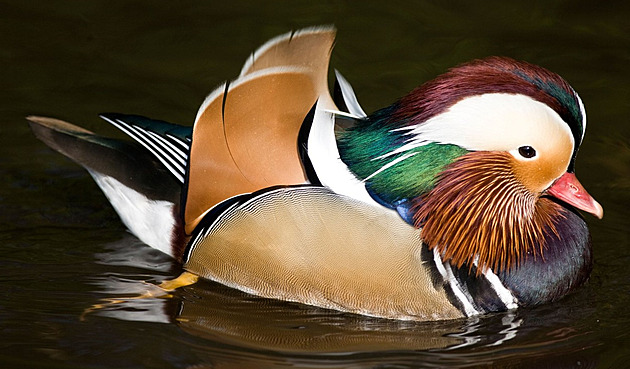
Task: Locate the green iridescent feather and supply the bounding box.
[513,70,583,137]
[337,112,467,205]
[366,143,467,203]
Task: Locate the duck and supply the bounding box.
[28,26,603,321]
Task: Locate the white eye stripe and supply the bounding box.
[403,93,574,153]
[576,91,587,138]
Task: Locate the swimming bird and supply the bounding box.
[28,26,602,321]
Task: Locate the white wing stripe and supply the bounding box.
[145,130,187,164]
[126,124,186,179]
[102,116,185,183]
[165,133,190,151]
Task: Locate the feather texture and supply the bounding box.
[27,116,184,258]
[184,185,463,321]
[27,27,599,321]
[414,152,562,274]
[185,69,317,233]
[391,57,586,171]
[184,27,337,233]
[99,113,191,184]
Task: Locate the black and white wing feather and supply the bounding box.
[100,113,192,183]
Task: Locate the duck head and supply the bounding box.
[337,56,602,274]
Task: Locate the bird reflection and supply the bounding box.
[83,236,600,368]
[87,236,527,353]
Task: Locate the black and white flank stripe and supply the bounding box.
[431,249,519,317]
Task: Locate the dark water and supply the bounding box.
[1,1,629,368]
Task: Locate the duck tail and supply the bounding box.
[27,116,188,260]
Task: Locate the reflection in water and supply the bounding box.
[174,287,464,353]
[85,236,559,368]
[443,312,523,350]
[87,278,601,368]
[488,313,523,346]
[5,222,598,368]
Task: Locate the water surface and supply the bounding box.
[1,1,629,368]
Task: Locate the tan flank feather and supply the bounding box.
[185,187,463,321]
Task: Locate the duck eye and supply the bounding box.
[518,146,537,158]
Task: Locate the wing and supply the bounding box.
[99,113,192,184]
[183,27,337,233]
[239,25,336,109]
[27,116,180,202]
[27,116,183,256]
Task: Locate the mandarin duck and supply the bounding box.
[28,26,603,321]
